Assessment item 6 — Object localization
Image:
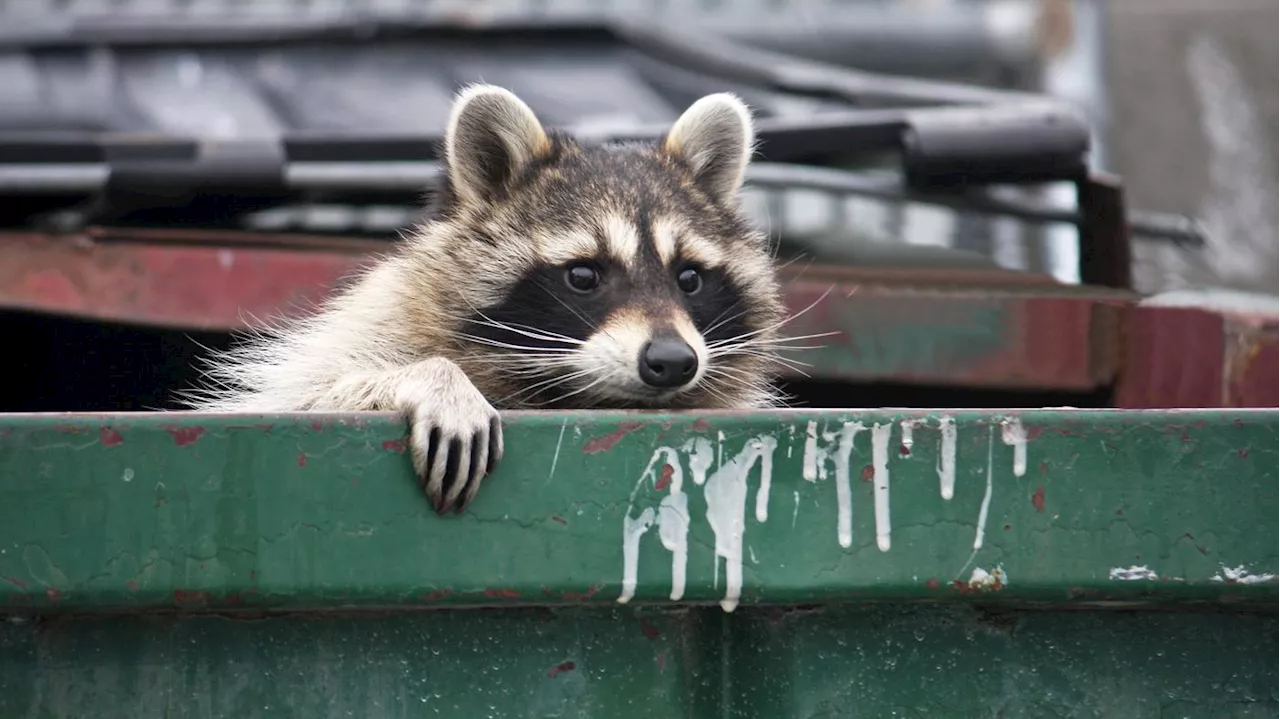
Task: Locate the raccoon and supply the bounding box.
[186,84,788,514]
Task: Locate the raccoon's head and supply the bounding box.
[426,84,786,410]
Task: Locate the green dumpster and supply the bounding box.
[1,409,1275,717]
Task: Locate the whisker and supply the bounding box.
[704,285,835,348]
[462,316,585,346]
[529,372,612,408]
[459,334,583,354]
[495,367,599,406]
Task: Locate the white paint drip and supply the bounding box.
[937,416,957,500]
[755,439,774,523]
[871,423,893,552]
[899,419,919,458]
[703,435,778,613]
[655,451,689,601]
[791,490,800,529]
[618,508,655,604]
[972,427,995,551]
[802,421,819,480]
[1109,565,1158,581]
[1001,417,1028,477]
[683,437,714,486]
[830,422,864,549]
[618,447,689,604]
[1212,565,1278,585]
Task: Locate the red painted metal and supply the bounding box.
[0,231,373,330]
[1,228,1275,407]
[1114,305,1279,409]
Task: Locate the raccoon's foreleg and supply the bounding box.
[321,357,504,514]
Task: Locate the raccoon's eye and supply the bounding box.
[677,267,703,295]
[565,264,601,293]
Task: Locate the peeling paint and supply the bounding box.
[165,426,206,447]
[966,566,1007,591]
[547,660,576,678]
[99,427,124,447]
[582,421,643,454]
[1109,566,1159,581]
[1212,565,1277,585]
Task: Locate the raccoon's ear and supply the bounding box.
[661,93,755,202]
[444,84,550,204]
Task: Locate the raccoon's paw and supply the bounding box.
[397,358,504,515]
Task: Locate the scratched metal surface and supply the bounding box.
[0,410,1275,613]
[0,607,1275,718]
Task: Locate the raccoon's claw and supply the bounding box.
[400,359,504,515]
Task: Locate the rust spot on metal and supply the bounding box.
[1003,523,1012,531]
[99,427,124,447]
[126,580,139,590]
[310,422,324,431]
[54,425,89,435]
[551,515,568,526]
[655,464,674,491]
[297,453,307,468]
[1031,485,1046,513]
[172,589,209,606]
[1238,449,1249,459]
[898,444,911,456]
[639,621,660,641]
[548,660,576,678]
[45,588,62,602]
[691,418,712,432]
[165,426,206,447]
[382,438,407,453]
[421,589,452,602]
[860,464,874,482]
[926,578,940,590]
[562,585,601,601]
[582,421,644,454]
[484,588,520,600]
[3,576,27,589]
[1115,508,1124,516]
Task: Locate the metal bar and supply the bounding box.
[1076,172,1133,290]
[0,409,1274,614]
[0,161,1208,247]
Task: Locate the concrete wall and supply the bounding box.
[1105,0,1278,296]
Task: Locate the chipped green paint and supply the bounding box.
[0,410,1274,612]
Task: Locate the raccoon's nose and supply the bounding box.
[639,338,699,388]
